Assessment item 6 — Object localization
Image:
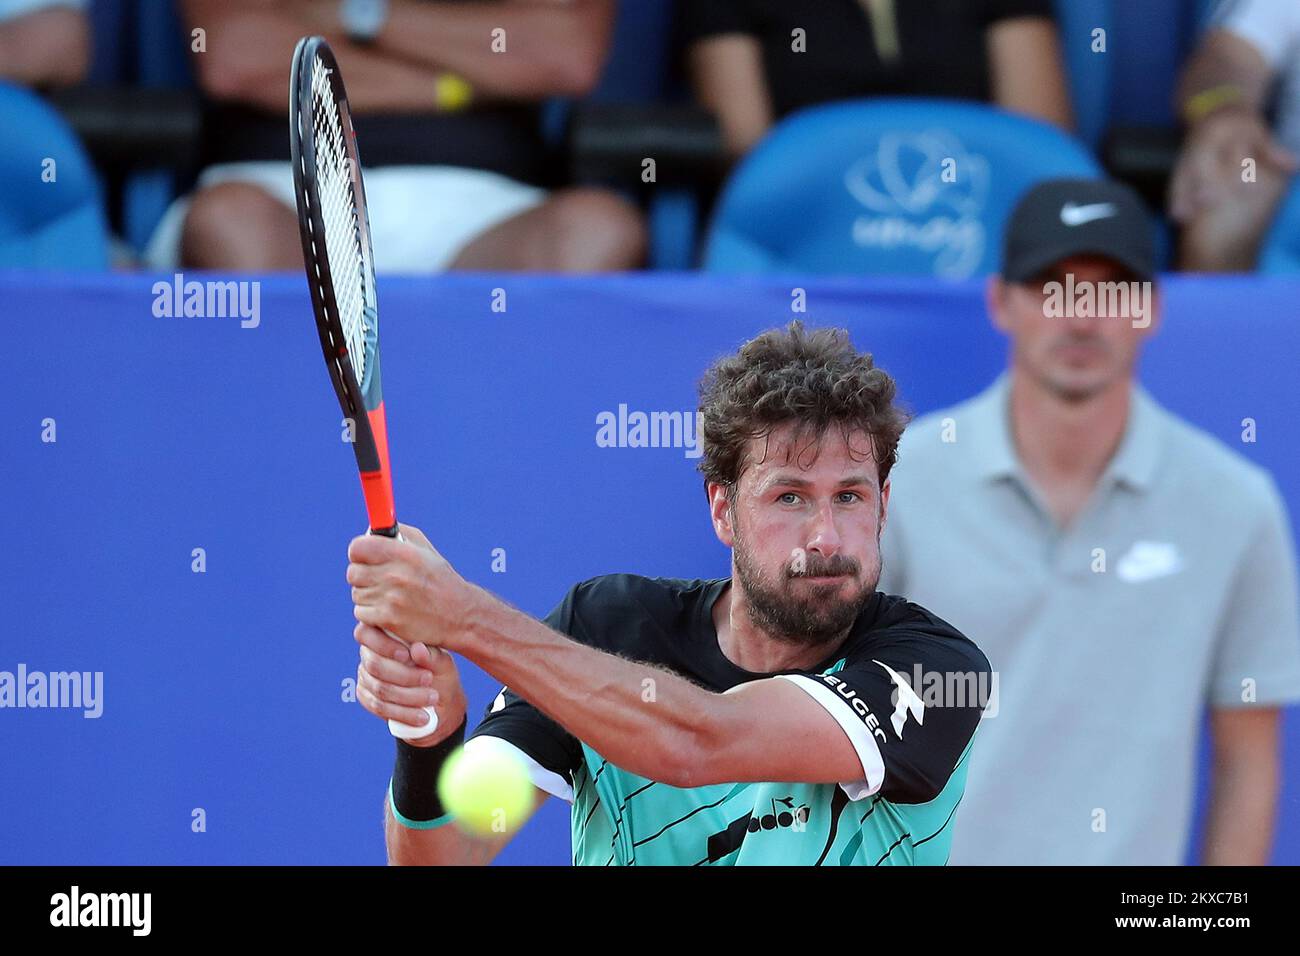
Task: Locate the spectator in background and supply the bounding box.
[682,0,1073,163]
[145,0,645,273]
[1170,0,1300,271]
[879,178,1300,864]
[0,0,89,88]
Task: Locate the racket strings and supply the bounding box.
[309,55,374,388]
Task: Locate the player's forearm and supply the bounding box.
[374,0,610,97]
[456,587,713,785]
[1200,757,1278,864]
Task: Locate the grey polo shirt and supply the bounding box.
[878,373,1300,865]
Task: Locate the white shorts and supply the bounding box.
[142,162,548,273]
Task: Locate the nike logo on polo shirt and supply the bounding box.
[1060,202,1118,226]
[1115,541,1184,583]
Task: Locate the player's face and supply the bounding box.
[990,255,1160,402]
[722,423,888,645]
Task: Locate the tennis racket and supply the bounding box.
[289,35,436,740]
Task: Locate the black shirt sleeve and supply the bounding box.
[465,585,585,788]
[802,631,990,804]
[679,0,761,45]
[980,0,1055,26]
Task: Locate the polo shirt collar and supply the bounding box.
[1105,382,1163,492]
[966,373,1019,482]
[966,372,1163,493]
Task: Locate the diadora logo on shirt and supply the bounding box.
[747,796,811,834]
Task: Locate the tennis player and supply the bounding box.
[349,322,991,865]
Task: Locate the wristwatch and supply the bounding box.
[340,0,390,44]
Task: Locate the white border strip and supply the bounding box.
[465,735,575,804]
[775,674,886,801]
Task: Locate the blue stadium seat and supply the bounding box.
[0,82,109,269]
[702,98,1102,277]
[592,0,679,103]
[87,0,131,84]
[1195,0,1225,35]
[1054,0,1219,146]
[1109,0,1193,128]
[120,0,196,254]
[1052,1,1209,272]
[558,0,694,269]
[1052,0,1113,148]
[1258,177,1300,274]
[135,0,193,87]
[543,0,679,143]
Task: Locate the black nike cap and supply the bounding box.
[1002,178,1156,282]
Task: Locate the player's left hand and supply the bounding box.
[347,523,476,652]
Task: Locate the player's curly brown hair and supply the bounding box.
[697,321,909,498]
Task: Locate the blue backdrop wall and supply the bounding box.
[1,272,1297,864]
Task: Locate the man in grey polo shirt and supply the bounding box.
[879,178,1300,864]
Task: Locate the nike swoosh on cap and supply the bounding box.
[1060,202,1118,226]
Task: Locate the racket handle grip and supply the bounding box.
[377,621,438,737]
[383,627,439,738]
[389,710,439,739]
[367,528,440,739]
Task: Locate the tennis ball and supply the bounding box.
[437,741,532,837]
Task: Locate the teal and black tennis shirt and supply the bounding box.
[466,574,990,865]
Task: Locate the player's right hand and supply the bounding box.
[354,622,468,747]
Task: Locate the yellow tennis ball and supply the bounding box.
[437,741,532,837]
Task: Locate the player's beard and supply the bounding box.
[732,523,880,647]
